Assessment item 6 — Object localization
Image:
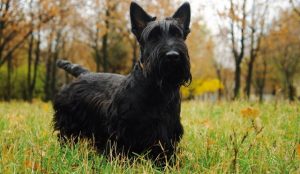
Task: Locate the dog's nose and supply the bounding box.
[165,51,180,61]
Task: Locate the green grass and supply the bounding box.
[0,101,299,173]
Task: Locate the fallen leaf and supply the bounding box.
[240,107,260,119]
[25,160,41,171]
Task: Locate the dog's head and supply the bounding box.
[130,2,192,88]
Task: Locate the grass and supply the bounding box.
[0,100,299,173]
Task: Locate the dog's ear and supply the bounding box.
[130,2,156,40]
[172,2,191,38]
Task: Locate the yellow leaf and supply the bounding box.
[42,104,50,112]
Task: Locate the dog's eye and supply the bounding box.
[148,27,161,41]
[169,27,183,38]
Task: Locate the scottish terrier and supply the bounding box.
[53,1,191,164]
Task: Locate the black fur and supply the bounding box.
[56,59,89,77]
[53,2,191,165]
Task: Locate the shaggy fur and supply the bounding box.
[53,2,191,164]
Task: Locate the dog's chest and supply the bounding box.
[116,95,179,132]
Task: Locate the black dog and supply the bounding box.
[53,2,191,164]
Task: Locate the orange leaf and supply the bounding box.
[25,160,41,171]
[240,107,260,119]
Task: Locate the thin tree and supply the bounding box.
[245,0,268,99]
[228,0,247,99]
[269,11,300,101]
[26,0,43,102]
[43,0,73,101]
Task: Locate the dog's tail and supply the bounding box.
[56,59,89,77]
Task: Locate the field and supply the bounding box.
[0,101,299,173]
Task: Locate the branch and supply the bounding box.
[0,5,55,67]
[253,0,269,58]
[0,30,17,50]
[230,0,238,60]
[290,0,300,16]
[0,31,31,67]
[239,0,247,62]
[1,0,11,18]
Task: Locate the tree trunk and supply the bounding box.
[216,67,223,101]
[95,46,101,72]
[102,9,110,72]
[230,0,247,100]
[102,34,108,72]
[94,27,101,72]
[29,29,41,102]
[284,70,295,101]
[245,58,255,99]
[44,35,53,101]
[50,31,61,100]
[27,32,34,101]
[258,61,267,102]
[44,55,52,101]
[288,84,295,101]
[233,61,241,99]
[50,51,58,101]
[5,53,12,101]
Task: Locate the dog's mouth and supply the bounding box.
[159,55,191,87]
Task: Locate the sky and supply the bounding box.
[188,0,291,35]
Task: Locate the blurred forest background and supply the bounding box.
[0,0,299,102]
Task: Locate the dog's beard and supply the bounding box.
[159,58,191,87]
[142,45,192,89]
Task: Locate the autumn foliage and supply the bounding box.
[0,0,299,101]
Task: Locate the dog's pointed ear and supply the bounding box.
[172,2,191,37]
[130,2,156,40]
